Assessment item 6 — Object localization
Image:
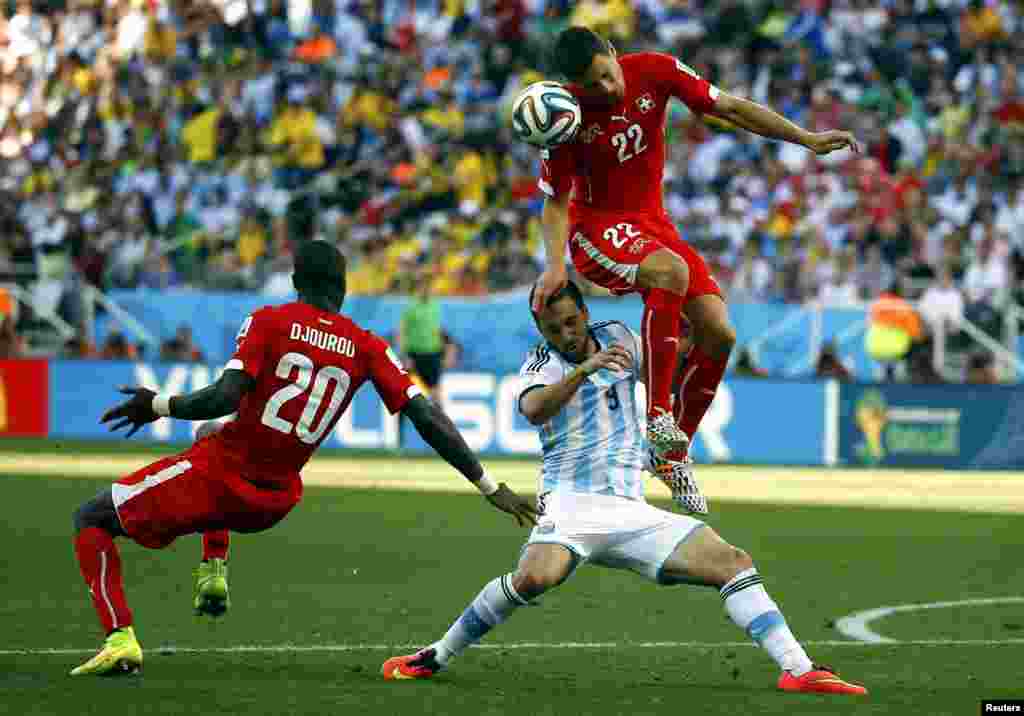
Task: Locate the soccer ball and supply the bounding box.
[511,81,582,148]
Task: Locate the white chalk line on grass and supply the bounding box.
[836,597,1024,643]
[4,639,1024,656]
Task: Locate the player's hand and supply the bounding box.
[100,386,160,438]
[531,268,568,314]
[581,344,633,376]
[485,483,539,527]
[804,130,862,156]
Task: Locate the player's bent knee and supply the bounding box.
[729,547,754,578]
[511,568,560,600]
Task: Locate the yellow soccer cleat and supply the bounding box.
[193,558,230,618]
[70,626,143,676]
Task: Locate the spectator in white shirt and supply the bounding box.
[918,266,964,337]
[932,172,978,227]
[888,101,926,169]
[729,238,773,302]
[996,180,1024,243]
[962,238,1009,307]
[819,261,860,307]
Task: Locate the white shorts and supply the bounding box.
[524,491,705,584]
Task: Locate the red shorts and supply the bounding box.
[112,442,302,549]
[568,211,722,301]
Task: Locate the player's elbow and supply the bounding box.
[519,398,545,426]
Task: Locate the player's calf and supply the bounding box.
[510,544,575,600]
[659,527,866,694]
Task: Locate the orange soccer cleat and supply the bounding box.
[778,664,867,696]
[382,648,443,681]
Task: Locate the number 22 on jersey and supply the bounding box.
[611,124,647,163]
[262,352,351,444]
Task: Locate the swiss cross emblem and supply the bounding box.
[581,124,604,144]
[636,94,655,113]
[629,238,650,254]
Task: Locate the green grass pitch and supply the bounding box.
[1,462,1022,715]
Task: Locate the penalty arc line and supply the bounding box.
[4,639,1024,656]
[835,596,1024,643]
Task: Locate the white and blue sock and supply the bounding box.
[430,573,529,665]
[720,568,813,676]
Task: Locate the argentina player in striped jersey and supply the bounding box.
[382,282,867,696]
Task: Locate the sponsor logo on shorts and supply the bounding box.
[636,94,655,113]
[629,238,650,254]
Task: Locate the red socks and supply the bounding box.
[676,345,729,441]
[642,289,684,418]
[202,530,230,561]
[74,527,133,634]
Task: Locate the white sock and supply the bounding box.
[431,573,528,664]
[719,568,813,676]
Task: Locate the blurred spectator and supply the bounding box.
[963,236,1009,308]
[63,334,99,360]
[100,331,138,361]
[815,340,852,381]
[729,238,773,302]
[733,348,768,378]
[266,85,324,189]
[918,266,965,339]
[159,324,205,363]
[965,350,998,384]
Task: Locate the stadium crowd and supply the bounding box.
[0,0,1021,371]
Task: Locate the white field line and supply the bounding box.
[4,454,1024,514]
[835,596,1024,643]
[4,639,1024,656]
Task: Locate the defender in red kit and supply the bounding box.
[532,28,860,512]
[70,240,536,677]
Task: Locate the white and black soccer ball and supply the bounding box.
[510,81,582,148]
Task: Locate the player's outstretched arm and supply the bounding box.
[402,395,537,526]
[100,369,255,436]
[708,92,862,156]
[532,194,572,313]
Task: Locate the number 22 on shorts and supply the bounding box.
[603,222,641,249]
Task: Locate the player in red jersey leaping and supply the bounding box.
[532,28,860,511]
[69,240,537,677]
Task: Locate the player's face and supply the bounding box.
[538,297,592,363]
[576,52,626,107]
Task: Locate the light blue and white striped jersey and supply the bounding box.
[518,321,647,500]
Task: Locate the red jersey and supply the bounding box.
[538,52,719,219]
[212,301,418,484]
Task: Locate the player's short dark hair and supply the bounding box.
[293,239,346,297]
[529,280,587,322]
[551,27,610,81]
